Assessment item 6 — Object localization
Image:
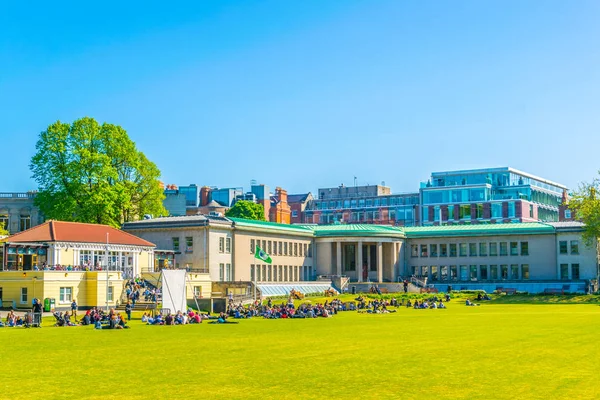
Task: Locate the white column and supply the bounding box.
[336,242,342,276]
[367,245,372,279]
[391,242,398,282]
[377,242,383,283]
[357,241,363,282]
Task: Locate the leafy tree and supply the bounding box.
[569,175,600,245]
[225,200,266,221]
[0,221,8,237]
[30,117,166,227]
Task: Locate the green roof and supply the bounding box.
[298,224,406,238]
[403,222,554,238]
[229,218,314,235]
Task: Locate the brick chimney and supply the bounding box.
[200,186,211,206]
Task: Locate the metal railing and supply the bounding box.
[0,192,36,199]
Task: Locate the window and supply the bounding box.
[298,244,303,257]
[448,205,454,220]
[294,243,298,257]
[420,245,428,257]
[172,237,180,252]
[422,206,429,222]
[565,209,572,219]
[511,265,519,279]
[571,264,580,279]
[450,265,458,280]
[508,202,516,218]
[226,238,231,253]
[469,243,477,257]
[460,265,468,281]
[490,265,498,280]
[441,266,448,280]
[267,241,272,255]
[491,203,502,219]
[440,244,448,257]
[411,245,418,257]
[250,264,255,281]
[521,242,529,256]
[219,263,224,281]
[529,204,534,218]
[431,266,438,281]
[449,244,457,257]
[430,244,438,257]
[521,264,529,280]
[226,263,231,281]
[303,243,308,257]
[459,243,467,257]
[459,204,471,220]
[60,287,73,303]
[185,237,193,253]
[510,242,518,256]
[292,210,298,217]
[501,265,508,279]
[20,287,28,303]
[308,244,313,257]
[476,204,483,219]
[559,241,568,254]
[489,243,498,256]
[20,215,31,232]
[107,286,114,301]
[479,243,487,257]
[283,242,288,256]
[560,264,569,280]
[570,241,579,255]
[470,265,477,280]
[219,237,225,253]
[250,239,255,254]
[193,286,202,298]
[279,242,283,256]
[500,242,508,256]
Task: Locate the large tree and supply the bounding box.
[0,221,8,236]
[569,174,600,245]
[30,117,166,227]
[225,200,266,221]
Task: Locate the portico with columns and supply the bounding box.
[311,225,405,282]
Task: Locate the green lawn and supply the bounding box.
[2,299,600,399]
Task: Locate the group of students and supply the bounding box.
[143,309,206,325]
[0,311,27,327]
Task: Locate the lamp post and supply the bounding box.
[105,232,109,312]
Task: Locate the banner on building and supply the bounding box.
[161,269,187,313]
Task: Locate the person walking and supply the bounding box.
[125,301,132,321]
[71,299,78,321]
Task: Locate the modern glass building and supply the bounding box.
[304,185,420,226]
[420,167,567,225]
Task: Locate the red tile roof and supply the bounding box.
[5,221,155,247]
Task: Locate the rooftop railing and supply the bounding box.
[0,192,36,199]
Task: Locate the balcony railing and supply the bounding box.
[0,192,36,199]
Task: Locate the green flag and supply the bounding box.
[254,246,272,264]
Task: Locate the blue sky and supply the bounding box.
[1,1,599,194]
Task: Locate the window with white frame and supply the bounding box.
[193,286,202,298]
[60,287,73,303]
[219,237,225,253]
[107,286,114,301]
[226,237,231,253]
[20,287,28,303]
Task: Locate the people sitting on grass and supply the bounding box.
[465,299,479,306]
[53,311,76,326]
[4,311,24,327]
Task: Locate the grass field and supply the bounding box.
[2,297,600,400]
